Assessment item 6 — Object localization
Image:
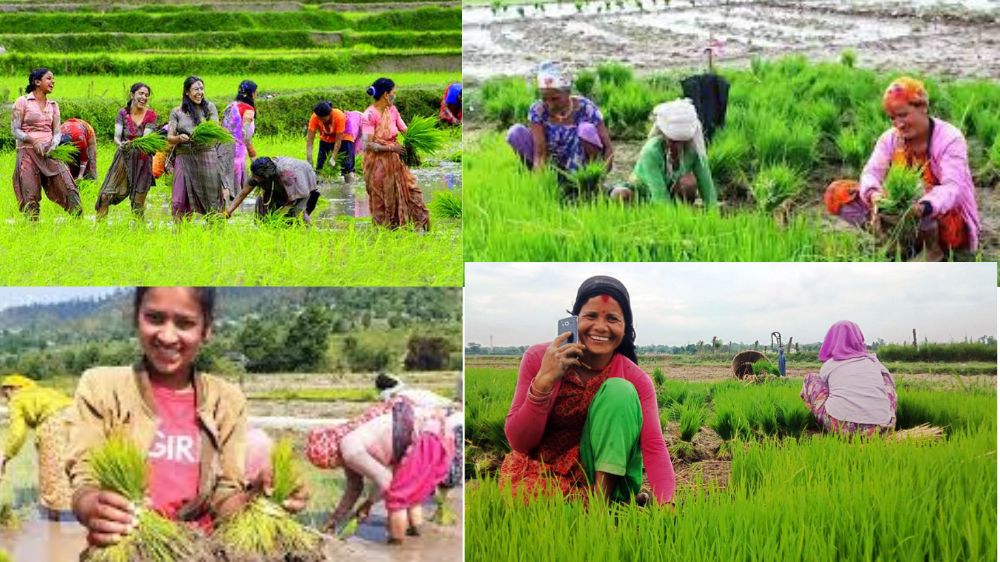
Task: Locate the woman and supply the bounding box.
[501,276,675,504]
[96,82,158,219]
[10,67,83,220]
[167,76,225,221]
[307,101,358,184]
[226,156,319,225]
[506,61,613,178]
[439,82,462,126]
[610,99,718,208]
[67,288,307,547]
[219,80,258,203]
[59,117,97,181]
[361,78,430,231]
[800,320,897,436]
[306,398,461,544]
[825,77,980,261]
[0,375,74,520]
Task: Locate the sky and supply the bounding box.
[465,263,998,347]
[0,287,121,312]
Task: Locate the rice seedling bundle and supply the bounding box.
[400,115,447,166]
[878,162,923,216]
[559,160,606,198]
[48,143,79,165]
[751,359,780,377]
[835,127,869,172]
[750,163,804,212]
[707,127,749,188]
[678,402,706,442]
[127,133,168,155]
[81,434,202,562]
[430,189,462,219]
[190,121,234,146]
[596,61,633,87]
[212,438,322,562]
[602,82,651,136]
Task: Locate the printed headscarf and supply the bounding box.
[537,61,570,90]
[882,76,928,112]
[570,275,637,364]
[818,320,877,363]
[652,98,707,161]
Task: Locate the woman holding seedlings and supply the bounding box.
[10,67,83,220]
[609,99,718,208]
[307,101,360,184]
[167,76,225,220]
[506,61,614,178]
[825,77,980,260]
[226,156,320,224]
[219,80,258,203]
[0,375,75,520]
[96,82,159,219]
[501,276,675,504]
[361,77,430,230]
[59,117,97,181]
[801,320,897,435]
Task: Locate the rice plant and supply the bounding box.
[190,121,234,145]
[878,162,923,216]
[574,69,598,99]
[430,188,462,219]
[480,76,535,128]
[678,402,706,442]
[652,367,666,387]
[601,82,652,137]
[835,127,869,172]
[126,133,168,155]
[595,61,633,88]
[706,126,749,189]
[750,163,805,212]
[751,359,780,377]
[47,143,79,165]
[560,160,606,198]
[400,115,447,166]
[840,49,857,69]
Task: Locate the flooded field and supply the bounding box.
[463,0,1000,81]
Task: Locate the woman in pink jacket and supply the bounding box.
[825,77,980,261]
[500,276,675,505]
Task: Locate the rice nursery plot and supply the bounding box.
[465,366,998,561]
[466,57,1000,264]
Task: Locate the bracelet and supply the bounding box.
[527,378,553,403]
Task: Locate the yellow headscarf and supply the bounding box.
[882,76,928,112]
[1,374,37,389]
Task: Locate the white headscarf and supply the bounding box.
[537,61,571,90]
[651,98,707,161]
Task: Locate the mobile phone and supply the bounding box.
[557,316,579,346]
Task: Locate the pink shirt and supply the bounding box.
[344,110,362,141]
[361,105,407,142]
[860,118,981,250]
[505,344,676,503]
[147,384,202,523]
[12,93,60,151]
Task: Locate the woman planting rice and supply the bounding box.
[306,101,360,184]
[824,77,980,261]
[59,117,97,181]
[0,375,74,520]
[361,77,430,230]
[167,76,226,221]
[306,398,461,544]
[501,276,675,505]
[800,320,897,436]
[226,156,320,225]
[439,82,462,126]
[219,80,258,203]
[96,83,159,219]
[505,62,614,184]
[10,67,83,220]
[608,99,717,208]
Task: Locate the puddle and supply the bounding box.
[0,518,88,562]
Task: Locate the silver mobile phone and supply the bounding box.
[557,316,578,346]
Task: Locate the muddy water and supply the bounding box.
[0,518,88,562]
[463,0,1000,81]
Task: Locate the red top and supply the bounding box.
[147,383,208,529]
[502,343,676,503]
[60,118,95,160]
[235,101,253,119]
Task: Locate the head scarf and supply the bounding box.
[445,83,462,105]
[818,320,877,362]
[882,77,928,112]
[537,61,570,90]
[1,374,36,389]
[652,98,707,161]
[570,275,637,364]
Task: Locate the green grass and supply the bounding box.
[247,388,380,402]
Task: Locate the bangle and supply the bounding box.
[527,378,553,403]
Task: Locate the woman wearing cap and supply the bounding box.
[801,321,897,436]
[219,80,258,203]
[500,276,675,505]
[361,77,430,231]
[609,98,717,208]
[226,156,319,224]
[506,61,614,179]
[824,77,980,261]
[439,82,462,126]
[0,375,75,519]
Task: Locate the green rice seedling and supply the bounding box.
[678,402,706,442]
[0,504,19,530]
[706,126,749,191]
[840,49,857,69]
[481,76,535,128]
[595,61,633,88]
[432,489,457,525]
[337,516,359,539]
[810,99,840,135]
[989,135,1000,170]
[751,359,780,377]
[126,133,168,155]
[749,114,818,167]
[47,143,79,165]
[574,69,598,99]
[430,188,462,219]
[750,163,804,212]
[0,550,8,562]
[670,440,696,461]
[400,115,447,166]
[835,127,869,173]
[652,367,666,387]
[750,55,768,78]
[559,160,606,198]
[602,82,652,137]
[82,434,199,562]
[190,121,234,146]
[878,162,923,216]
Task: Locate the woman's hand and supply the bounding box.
[247,146,257,159]
[251,468,311,514]
[391,143,407,156]
[178,134,190,144]
[34,140,46,158]
[75,489,137,547]
[534,332,588,393]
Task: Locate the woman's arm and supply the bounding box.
[596,121,614,170]
[210,385,248,516]
[859,129,895,206]
[628,368,676,504]
[166,109,189,144]
[327,468,365,529]
[504,345,561,454]
[919,135,973,217]
[226,184,255,218]
[113,113,125,147]
[243,109,256,159]
[84,125,97,178]
[691,151,718,209]
[305,129,316,166]
[11,99,30,145]
[530,123,547,172]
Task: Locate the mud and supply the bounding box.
[463,0,1000,82]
